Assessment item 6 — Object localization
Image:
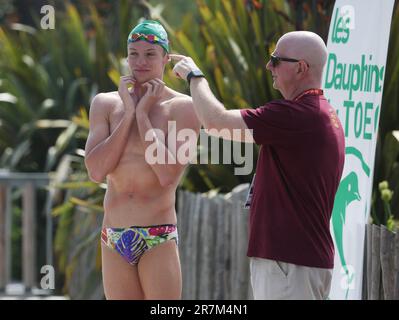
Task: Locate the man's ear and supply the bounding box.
[297,62,303,74]
[297,61,308,75]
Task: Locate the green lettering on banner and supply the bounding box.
[377,66,385,92]
[331,7,351,44]
[371,64,380,92]
[342,16,350,43]
[331,8,339,43]
[324,53,385,100]
[367,55,373,91]
[338,63,346,89]
[343,100,375,140]
[325,53,336,89]
[363,102,373,140]
[350,64,360,100]
[354,101,363,138]
[343,100,354,137]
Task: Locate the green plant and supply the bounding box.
[372,3,399,225]
[372,181,396,231]
[2,0,398,298]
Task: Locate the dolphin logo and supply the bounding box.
[332,147,370,272]
[331,146,370,299]
[332,171,361,276]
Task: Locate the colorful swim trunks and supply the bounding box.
[101,224,178,265]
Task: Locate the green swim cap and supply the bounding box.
[127,20,169,53]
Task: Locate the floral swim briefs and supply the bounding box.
[101,224,178,265]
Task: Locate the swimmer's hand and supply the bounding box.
[118,75,136,113]
[136,78,165,115]
[170,54,201,81]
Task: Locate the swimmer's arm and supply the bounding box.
[189,78,254,143]
[84,94,135,183]
[136,100,200,187]
[166,98,201,171]
[135,111,179,187]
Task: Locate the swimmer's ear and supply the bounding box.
[163,54,170,65]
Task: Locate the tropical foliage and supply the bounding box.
[371,1,399,228]
[0,0,398,296]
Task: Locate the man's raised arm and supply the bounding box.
[170,54,254,143]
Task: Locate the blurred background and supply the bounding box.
[0,0,398,299]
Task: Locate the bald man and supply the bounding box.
[171,31,345,300]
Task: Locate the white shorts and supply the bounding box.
[250,257,333,300]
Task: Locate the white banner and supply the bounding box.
[323,0,395,299]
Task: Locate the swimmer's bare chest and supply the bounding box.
[106,98,173,196]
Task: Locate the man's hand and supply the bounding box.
[170,54,201,81]
[136,79,165,115]
[118,75,136,113]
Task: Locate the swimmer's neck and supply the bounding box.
[132,81,169,99]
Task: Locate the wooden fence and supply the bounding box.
[363,224,399,300]
[176,184,252,300]
[2,170,398,299]
[177,184,399,300]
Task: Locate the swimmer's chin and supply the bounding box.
[132,78,160,86]
[131,75,149,84]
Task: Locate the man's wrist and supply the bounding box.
[187,69,205,84]
[189,76,206,88]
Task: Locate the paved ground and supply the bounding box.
[0,283,68,300]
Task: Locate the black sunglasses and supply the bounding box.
[270,54,301,67]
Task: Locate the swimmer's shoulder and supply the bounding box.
[89,91,121,115]
[163,87,193,110]
[164,87,200,129]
